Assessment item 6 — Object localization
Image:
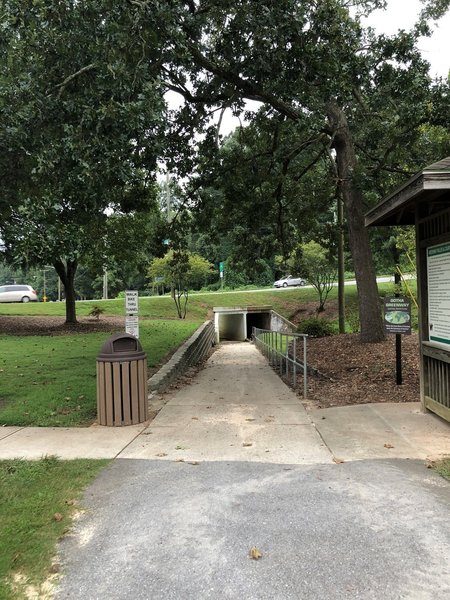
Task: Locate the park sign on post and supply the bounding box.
[125,290,139,338]
[384,295,411,335]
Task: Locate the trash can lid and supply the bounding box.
[97,333,146,362]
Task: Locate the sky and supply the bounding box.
[363,0,450,79]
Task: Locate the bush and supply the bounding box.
[297,318,334,338]
[88,305,105,320]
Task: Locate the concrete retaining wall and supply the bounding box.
[148,321,215,392]
[270,310,296,333]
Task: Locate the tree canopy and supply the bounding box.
[1,0,449,338]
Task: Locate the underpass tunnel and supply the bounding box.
[246,312,271,338]
[214,307,272,343]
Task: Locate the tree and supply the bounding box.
[0,1,165,323]
[301,241,337,313]
[148,250,213,318]
[145,0,450,341]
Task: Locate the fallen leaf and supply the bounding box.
[64,499,75,506]
[188,461,200,465]
[333,457,345,464]
[384,443,394,449]
[53,513,63,522]
[192,417,199,420]
[242,442,253,447]
[175,458,185,463]
[245,418,255,422]
[156,453,168,457]
[249,546,263,560]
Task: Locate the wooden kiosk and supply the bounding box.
[366,157,450,423]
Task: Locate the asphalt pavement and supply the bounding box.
[52,343,450,599]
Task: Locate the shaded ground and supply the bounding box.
[300,333,420,409]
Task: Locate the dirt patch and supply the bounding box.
[0,315,125,336]
[296,332,420,409]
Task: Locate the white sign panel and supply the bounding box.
[427,242,450,347]
[125,290,139,315]
[125,316,139,339]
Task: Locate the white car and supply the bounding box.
[273,275,306,288]
[0,284,38,303]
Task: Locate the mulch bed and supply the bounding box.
[297,332,420,409]
[0,315,125,336]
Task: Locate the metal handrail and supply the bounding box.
[252,327,308,398]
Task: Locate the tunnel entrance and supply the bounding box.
[213,306,272,342]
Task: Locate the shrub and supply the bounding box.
[88,305,105,320]
[297,318,334,338]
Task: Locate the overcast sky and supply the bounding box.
[363,0,450,78]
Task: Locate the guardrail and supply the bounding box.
[253,327,308,398]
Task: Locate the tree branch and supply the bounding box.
[55,64,96,97]
[185,42,302,121]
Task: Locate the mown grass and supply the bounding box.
[0,287,318,320]
[0,457,108,600]
[0,281,415,324]
[0,319,200,427]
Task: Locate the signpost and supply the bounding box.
[219,261,224,291]
[384,283,411,385]
[125,290,139,339]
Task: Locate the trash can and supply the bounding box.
[96,333,148,426]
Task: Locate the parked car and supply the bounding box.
[273,275,306,288]
[0,284,38,303]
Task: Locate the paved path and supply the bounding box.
[52,342,450,599]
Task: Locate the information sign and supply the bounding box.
[427,242,450,347]
[384,295,411,335]
[219,261,224,273]
[125,290,139,315]
[125,316,139,339]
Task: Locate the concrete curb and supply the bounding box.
[148,321,215,392]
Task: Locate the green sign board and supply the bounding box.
[219,261,224,273]
[427,242,450,346]
[384,295,411,335]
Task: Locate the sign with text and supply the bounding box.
[427,242,450,347]
[125,290,139,315]
[125,316,139,339]
[384,295,411,335]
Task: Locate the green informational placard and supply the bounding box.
[384,295,411,335]
[219,261,224,273]
[427,242,450,347]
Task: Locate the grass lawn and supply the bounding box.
[0,319,200,427]
[0,457,108,600]
[0,281,410,323]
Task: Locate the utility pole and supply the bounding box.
[103,269,108,300]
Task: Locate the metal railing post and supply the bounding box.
[303,336,307,399]
[293,337,297,386]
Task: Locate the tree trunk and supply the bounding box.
[54,259,78,324]
[327,101,385,343]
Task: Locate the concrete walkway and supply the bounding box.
[50,343,450,599]
[0,343,448,462]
